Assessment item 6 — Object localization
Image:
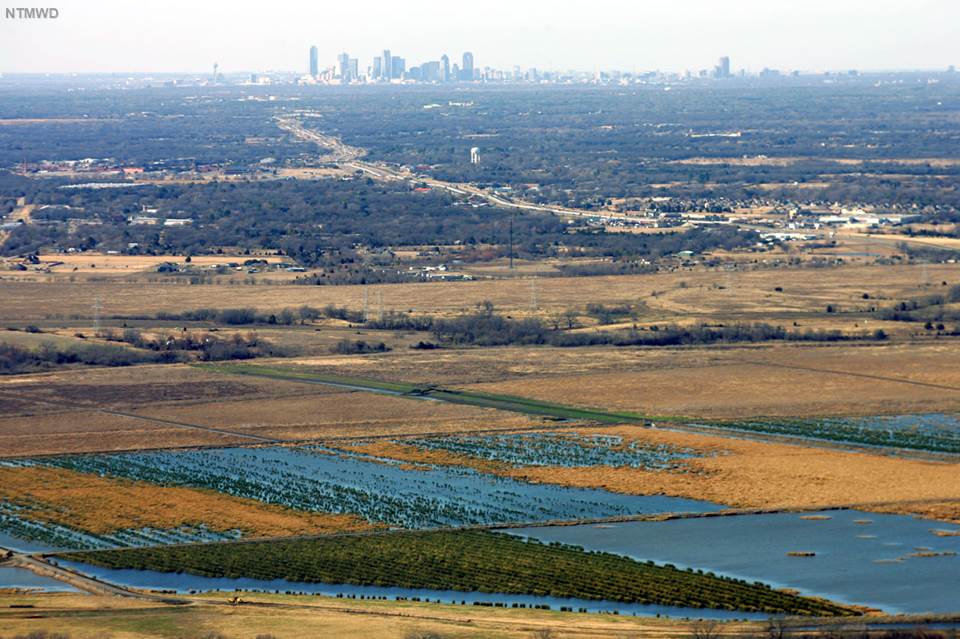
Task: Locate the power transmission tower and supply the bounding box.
[530,277,538,311]
[93,297,102,333]
[509,213,514,270]
[377,289,384,322]
[362,286,369,323]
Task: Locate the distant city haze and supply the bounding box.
[1,0,958,74]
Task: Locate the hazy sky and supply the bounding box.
[2,0,958,74]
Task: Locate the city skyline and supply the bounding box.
[316,48,480,84]
[2,0,959,74]
[301,48,792,86]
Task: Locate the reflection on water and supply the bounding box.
[0,566,77,592]
[30,446,720,530]
[0,530,65,554]
[508,510,960,614]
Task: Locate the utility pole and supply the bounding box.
[93,297,102,333]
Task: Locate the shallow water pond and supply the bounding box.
[509,510,960,614]
[0,566,78,592]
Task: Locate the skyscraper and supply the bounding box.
[372,56,382,79]
[440,54,450,83]
[382,50,392,81]
[338,52,350,83]
[309,45,318,78]
[392,56,405,78]
[421,60,440,82]
[718,56,731,79]
[461,51,474,81]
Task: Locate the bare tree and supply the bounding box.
[766,617,790,639]
[691,619,720,639]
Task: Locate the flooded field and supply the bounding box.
[397,432,700,469]
[844,413,960,435]
[509,510,960,614]
[0,445,718,550]
[709,413,960,453]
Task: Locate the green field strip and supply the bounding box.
[196,363,658,424]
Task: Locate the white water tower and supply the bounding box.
[470,147,480,164]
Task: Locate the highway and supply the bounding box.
[276,117,627,222]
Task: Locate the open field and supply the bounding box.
[0,591,820,639]
[0,363,544,456]
[256,341,960,418]
[0,263,955,322]
[7,338,960,458]
[0,365,368,456]
[35,253,287,274]
[0,465,372,538]
[845,232,960,251]
[0,364,337,413]
[129,390,545,440]
[0,328,92,350]
[0,322,427,360]
[457,342,960,418]
[0,410,249,457]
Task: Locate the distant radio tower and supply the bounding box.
[470,147,480,164]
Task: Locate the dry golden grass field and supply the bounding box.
[844,232,960,251]
[0,465,372,537]
[28,253,287,274]
[0,410,248,457]
[0,591,769,639]
[129,390,545,441]
[0,262,955,322]
[0,362,544,456]
[274,340,960,418]
[0,364,333,414]
[462,342,960,418]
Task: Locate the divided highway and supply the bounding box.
[276,117,617,221]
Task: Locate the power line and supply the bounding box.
[509,213,514,270]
